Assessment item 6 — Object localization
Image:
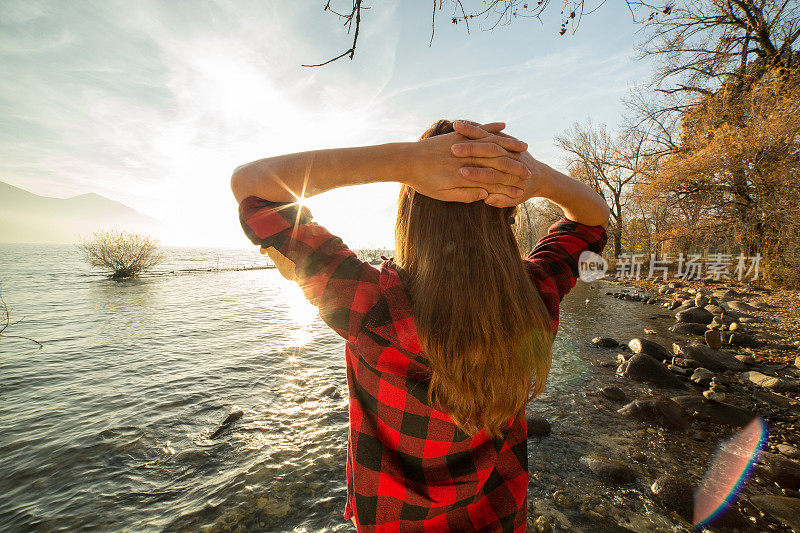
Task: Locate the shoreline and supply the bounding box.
[534,274,800,531]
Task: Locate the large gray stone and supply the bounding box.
[676,306,714,324]
[618,397,690,431]
[628,338,672,361]
[672,342,747,372]
[618,353,686,389]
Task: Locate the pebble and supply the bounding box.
[691,368,714,386]
[703,390,726,402]
[534,515,552,533]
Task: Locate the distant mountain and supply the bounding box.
[0,181,165,244]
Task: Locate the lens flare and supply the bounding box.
[693,416,768,529]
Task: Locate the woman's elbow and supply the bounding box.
[230,165,252,203]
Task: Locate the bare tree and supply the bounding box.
[77,230,165,280]
[554,119,640,258]
[305,0,671,67]
[0,280,43,349]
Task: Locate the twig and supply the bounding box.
[0,280,44,349]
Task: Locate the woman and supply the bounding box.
[231,119,609,532]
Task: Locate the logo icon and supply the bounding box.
[578,251,608,282]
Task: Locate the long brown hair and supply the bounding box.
[394,119,554,440]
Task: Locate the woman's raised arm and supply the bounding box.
[230,123,532,204]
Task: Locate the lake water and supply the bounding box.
[0,243,696,532]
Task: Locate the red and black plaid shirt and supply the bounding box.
[238,196,608,532]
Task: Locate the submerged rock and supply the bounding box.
[618,397,690,431]
[651,475,693,520]
[599,386,627,402]
[210,409,244,439]
[671,395,756,427]
[579,454,636,484]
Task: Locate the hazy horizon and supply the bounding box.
[1,1,652,248]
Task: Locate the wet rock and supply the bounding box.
[749,495,800,530]
[526,412,552,437]
[691,368,714,387]
[704,329,722,350]
[743,371,798,393]
[676,306,714,324]
[651,475,693,520]
[618,397,690,431]
[320,384,342,399]
[591,337,619,348]
[599,386,627,402]
[759,452,800,491]
[672,357,703,369]
[628,338,671,360]
[673,343,726,372]
[618,353,686,389]
[579,454,636,484]
[668,322,708,335]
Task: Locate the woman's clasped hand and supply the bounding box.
[405,120,541,208]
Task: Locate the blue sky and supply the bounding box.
[0,0,653,248]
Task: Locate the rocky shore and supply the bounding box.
[524,276,800,532]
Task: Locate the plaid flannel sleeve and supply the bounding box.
[238,196,381,344]
[523,217,608,331]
